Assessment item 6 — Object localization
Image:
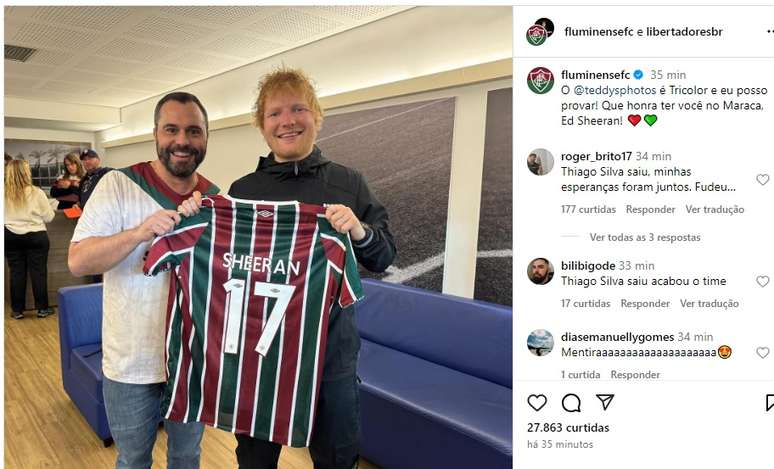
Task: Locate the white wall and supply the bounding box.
[4,127,94,146]
[5,97,120,128]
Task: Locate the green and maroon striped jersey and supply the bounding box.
[143,195,363,447]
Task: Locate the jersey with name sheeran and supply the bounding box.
[143,195,363,447]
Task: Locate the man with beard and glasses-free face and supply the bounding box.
[68,92,218,469]
[180,67,396,469]
[528,257,554,285]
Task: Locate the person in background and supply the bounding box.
[4,160,57,319]
[50,151,85,209]
[78,149,112,209]
[78,149,113,283]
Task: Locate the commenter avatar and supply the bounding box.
[528,329,555,356]
[528,257,554,285]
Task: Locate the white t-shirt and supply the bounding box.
[71,162,218,384]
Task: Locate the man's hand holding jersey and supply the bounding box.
[69,207,181,277]
[177,190,203,217]
[135,209,182,242]
[324,204,366,241]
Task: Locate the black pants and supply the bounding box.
[4,228,50,312]
[235,373,360,469]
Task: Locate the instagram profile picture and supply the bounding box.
[526,18,555,46]
[527,148,555,176]
[528,257,554,285]
[528,329,554,356]
[527,67,554,94]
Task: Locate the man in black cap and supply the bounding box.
[78,149,112,209]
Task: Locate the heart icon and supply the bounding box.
[644,114,658,126]
[757,275,770,287]
[757,174,770,186]
[528,394,547,412]
[757,347,770,359]
[628,114,641,126]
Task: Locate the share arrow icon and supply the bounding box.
[596,394,614,411]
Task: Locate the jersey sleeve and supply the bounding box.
[320,231,364,308]
[143,222,208,276]
[339,234,364,308]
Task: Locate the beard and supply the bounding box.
[157,143,205,178]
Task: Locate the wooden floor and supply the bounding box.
[4,303,379,469]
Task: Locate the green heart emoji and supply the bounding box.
[644,114,657,126]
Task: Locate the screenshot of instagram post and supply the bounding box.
[514,5,772,467]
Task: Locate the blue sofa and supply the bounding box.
[356,279,512,469]
[57,283,112,446]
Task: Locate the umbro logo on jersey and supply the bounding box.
[257,210,274,218]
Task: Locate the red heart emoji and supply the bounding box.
[628,114,641,126]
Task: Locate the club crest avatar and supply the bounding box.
[528,67,554,94]
[527,24,548,46]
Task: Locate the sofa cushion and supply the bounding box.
[70,344,104,403]
[58,284,103,371]
[58,284,103,346]
[356,280,512,388]
[358,339,511,468]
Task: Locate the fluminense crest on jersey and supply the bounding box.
[143,194,363,447]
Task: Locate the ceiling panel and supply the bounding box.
[76,56,147,75]
[244,8,343,43]
[200,34,282,59]
[5,76,42,90]
[115,78,177,92]
[159,6,273,26]
[94,38,173,62]
[69,71,123,87]
[24,49,74,66]
[4,6,28,19]
[40,80,97,94]
[3,6,412,110]
[92,87,151,100]
[31,6,133,32]
[79,90,149,107]
[126,15,216,45]
[306,6,396,21]
[4,60,57,78]
[165,53,242,73]
[11,22,100,51]
[142,66,207,84]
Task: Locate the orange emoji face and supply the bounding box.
[718,345,732,359]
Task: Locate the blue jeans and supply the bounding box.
[103,377,204,469]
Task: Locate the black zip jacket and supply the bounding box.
[228,146,396,379]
